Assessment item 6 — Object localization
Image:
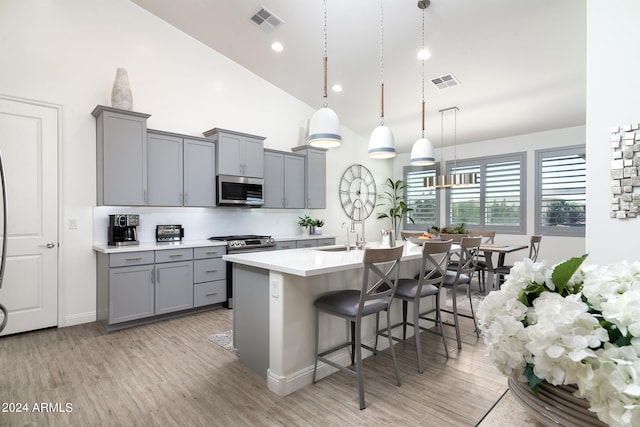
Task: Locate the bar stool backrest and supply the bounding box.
[359,245,405,315]
[529,235,542,262]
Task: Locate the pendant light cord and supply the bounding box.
[322,0,328,108]
[420,8,426,138]
[379,0,385,126]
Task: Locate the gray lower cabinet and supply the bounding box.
[96,245,225,330]
[275,238,335,250]
[263,150,305,208]
[93,105,151,206]
[193,246,227,307]
[155,249,193,315]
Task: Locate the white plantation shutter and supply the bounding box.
[536,146,586,236]
[403,166,439,230]
[446,153,525,233]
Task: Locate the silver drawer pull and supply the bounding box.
[205,251,220,255]
[205,292,218,296]
[206,269,218,273]
[169,254,183,258]
[126,257,142,261]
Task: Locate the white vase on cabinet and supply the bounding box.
[111,68,133,110]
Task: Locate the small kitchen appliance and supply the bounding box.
[108,214,139,246]
[156,224,184,242]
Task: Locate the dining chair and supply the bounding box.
[312,245,404,410]
[495,235,542,287]
[440,236,482,349]
[469,230,496,292]
[378,239,453,373]
[439,232,467,243]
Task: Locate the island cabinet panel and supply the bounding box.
[147,131,183,206]
[204,128,265,178]
[263,150,305,208]
[93,105,151,206]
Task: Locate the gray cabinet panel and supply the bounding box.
[194,258,225,283]
[93,106,150,206]
[284,154,305,208]
[263,151,285,208]
[274,240,296,250]
[316,238,336,246]
[194,281,226,307]
[147,131,183,206]
[155,261,193,315]
[108,264,154,324]
[296,240,317,248]
[109,251,155,267]
[194,246,225,259]
[184,138,216,207]
[155,248,193,263]
[204,128,265,178]
[291,146,327,209]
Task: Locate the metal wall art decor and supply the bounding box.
[611,123,640,219]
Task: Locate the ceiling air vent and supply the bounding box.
[250,7,284,31]
[430,73,460,90]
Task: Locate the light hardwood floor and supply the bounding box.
[1,301,511,427]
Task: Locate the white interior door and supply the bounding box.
[0,96,58,336]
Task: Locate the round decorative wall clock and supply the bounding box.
[339,164,377,220]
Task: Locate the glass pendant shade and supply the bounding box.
[308,107,342,148]
[368,125,396,159]
[410,137,435,165]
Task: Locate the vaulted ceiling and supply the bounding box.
[132,0,586,153]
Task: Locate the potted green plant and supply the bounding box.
[312,218,325,235]
[297,214,314,235]
[376,178,413,237]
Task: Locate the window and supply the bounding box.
[403,165,439,230]
[536,146,586,237]
[446,153,526,233]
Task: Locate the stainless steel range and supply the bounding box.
[208,234,276,308]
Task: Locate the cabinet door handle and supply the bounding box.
[169,254,183,258]
[205,251,220,255]
[206,269,218,273]
[205,292,218,296]
[156,269,160,283]
[126,257,142,261]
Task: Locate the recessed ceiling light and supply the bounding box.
[332,84,343,93]
[271,42,283,52]
[417,48,431,60]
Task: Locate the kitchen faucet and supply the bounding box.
[353,218,366,250]
[341,222,352,252]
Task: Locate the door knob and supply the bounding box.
[45,242,56,248]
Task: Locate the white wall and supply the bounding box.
[0,0,392,326]
[393,125,587,265]
[586,1,640,265]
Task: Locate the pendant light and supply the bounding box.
[308,0,342,148]
[368,0,396,159]
[424,107,478,187]
[410,1,435,166]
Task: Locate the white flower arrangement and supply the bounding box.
[477,255,640,427]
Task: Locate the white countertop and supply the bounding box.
[223,241,424,277]
[92,239,227,254]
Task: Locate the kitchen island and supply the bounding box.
[223,241,433,396]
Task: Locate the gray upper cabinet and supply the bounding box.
[203,128,265,178]
[183,137,216,207]
[147,131,183,206]
[146,130,216,207]
[263,150,305,209]
[292,146,327,209]
[93,105,151,206]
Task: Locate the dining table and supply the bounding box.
[478,243,529,293]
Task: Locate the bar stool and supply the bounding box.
[312,245,404,410]
[380,239,453,373]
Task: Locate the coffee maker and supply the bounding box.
[108,214,140,246]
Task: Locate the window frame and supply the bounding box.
[402,164,440,231]
[445,152,527,234]
[535,145,586,237]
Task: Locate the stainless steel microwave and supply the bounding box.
[217,175,264,207]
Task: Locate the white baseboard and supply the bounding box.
[63,311,96,327]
